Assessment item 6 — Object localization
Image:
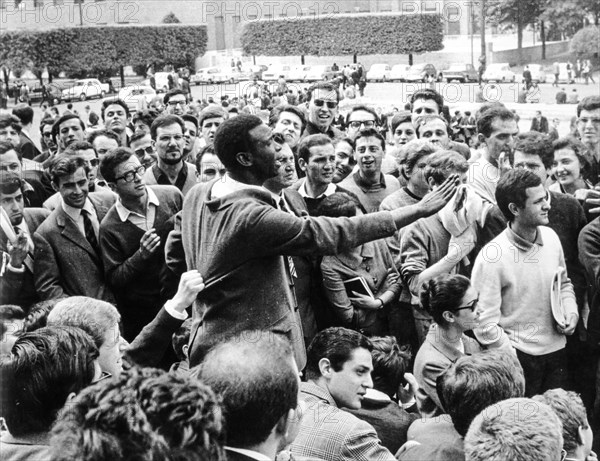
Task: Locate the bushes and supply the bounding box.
[241,14,444,57]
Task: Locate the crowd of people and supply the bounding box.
[1,79,600,461]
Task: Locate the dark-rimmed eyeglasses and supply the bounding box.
[453,297,479,312]
[134,146,154,157]
[115,165,146,183]
[42,132,53,138]
[349,120,376,130]
[88,158,100,167]
[167,100,187,107]
[313,99,337,109]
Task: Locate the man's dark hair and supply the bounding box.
[87,128,121,146]
[50,367,225,461]
[172,318,192,362]
[39,117,56,135]
[213,114,263,171]
[410,88,444,113]
[0,172,24,195]
[269,104,306,131]
[193,331,298,449]
[182,114,199,130]
[21,300,57,333]
[437,350,525,436]
[399,139,437,174]
[511,132,554,169]
[316,192,360,218]
[476,106,516,139]
[100,99,130,120]
[12,104,34,126]
[0,304,25,340]
[577,95,600,117]
[495,169,542,222]
[198,106,227,128]
[369,336,412,398]
[354,127,386,151]
[88,112,99,126]
[150,114,185,141]
[1,325,98,436]
[50,155,90,186]
[390,110,412,133]
[132,109,160,128]
[99,147,136,183]
[297,133,333,162]
[346,105,379,125]
[307,82,340,102]
[0,139,19,158]
[306,327,373,381]
[129,130,150,145]
[63,140,96,157]
[163,88,188,105]
[0,114,22,132]
[52,114,85,144]
[194,144,216,172]
[414,114,450,138]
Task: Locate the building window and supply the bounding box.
[33,0,43,6]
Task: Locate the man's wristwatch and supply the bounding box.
[376,298,384,310]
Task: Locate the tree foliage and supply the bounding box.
[570,26,600,58]
[162,12,181,24]
[486,0,545,50]
[241,14,443,57]
[0,25,207,84]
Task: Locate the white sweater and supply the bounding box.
[472,225,578,356]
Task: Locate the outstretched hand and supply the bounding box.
[418,174,460,216]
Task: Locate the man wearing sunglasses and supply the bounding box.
[99,147,183,341]
[302,82,344,141]
[129,131,156,169]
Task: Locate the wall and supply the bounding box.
[491,41,571,66]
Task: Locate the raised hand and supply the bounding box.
[139,228,160,259]
[418,174,460,216]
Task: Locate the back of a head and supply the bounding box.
[315,192,359,218]
[50,367,225,461]
[423,149,468,185]
[12,104,34,126]
[1,325,98,437]
[47,296,120,349]
[532,388,590,456]
[193,331,299,449]
[465,398,563,461]
[369,336,411,397]
[437,350,525,436]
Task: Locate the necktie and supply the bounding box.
[279,197,297,279]
[82,209,101,256]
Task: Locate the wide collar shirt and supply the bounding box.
[62,198,99,238]
[115,186,159,231]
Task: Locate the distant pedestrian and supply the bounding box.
[0,82,7,109]
[523,65,532,90]
[567,88,579,104]
[552,62,560,87]
[567,61,573,83]
[555,87,567,104]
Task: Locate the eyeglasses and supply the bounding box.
[92,371,112,384]
[273,132,285,144]
[88,158,100,167]
[134,146,154,157]
[349,120,376,130]
[42,132,53,138]
[453,297,479,312]
[115,165,146,183]
[313,99,337,109]
[167,100,187,107]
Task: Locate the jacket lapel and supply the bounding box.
[56,207,99,260]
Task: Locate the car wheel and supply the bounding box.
[79,93,86,101]
[100,91,106,98]
[512,76,516,82]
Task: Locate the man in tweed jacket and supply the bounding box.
[290,328,395,461]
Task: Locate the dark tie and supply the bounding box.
[82,209,101,256]
[279,197,297,278]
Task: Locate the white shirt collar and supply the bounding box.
[115,187,159,223]
[211,172,265,199]
[297,180,337,199]
[62,197,95,221]
[225,447,271,461]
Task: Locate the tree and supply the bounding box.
[241,13,443,62]
[162,12,181,24]
[570,26,600,59]
[541,1,587,40]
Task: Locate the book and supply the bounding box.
[343,277,375,299]
[550,266,566,328]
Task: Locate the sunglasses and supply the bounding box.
[453,297,479,312]
[134,146,154,157]
[313,99,337,109]
[89,158,100,167]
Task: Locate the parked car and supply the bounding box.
[305,65,337,82]
[366,64,392,82]
[29,83,63,104]
[262,65,292,81]
[526,64,547,83]
[61,78,110,102]
[191,67,239,85]
[482,63,516,83]
[116,85,157,113]
[288,65,311,82]
[548,63,573,84]
[405,63,438,82]
[444,63,478,83]
[150,72,177,93]
[390,64,411,82]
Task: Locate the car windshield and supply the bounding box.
[75,81,85,86]
[447,64,466,71]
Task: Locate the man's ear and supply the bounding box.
[318,358,332,378]
[107,181,117,193]
[508,202,520,219]
[426,176,436,190]
[298,158,307,173]
[51,180,59,193]
[275,408,294,439]
[151,139,157,151]
[235,151,253,168]
[477,133,486,146]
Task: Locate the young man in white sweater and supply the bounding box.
[471,169,579,397]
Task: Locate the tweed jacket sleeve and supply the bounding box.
[33,229,66,300]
